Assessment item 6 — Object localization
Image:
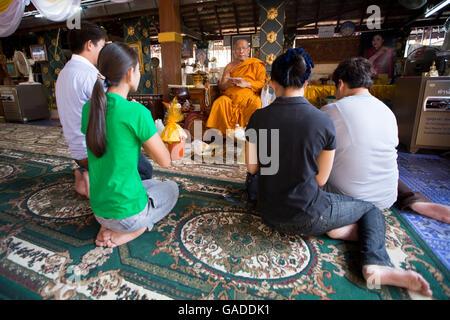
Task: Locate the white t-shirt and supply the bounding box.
[55,54,98,160]
[321,94,399,210]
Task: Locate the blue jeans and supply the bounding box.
[138,153,153,180]
[264,192,393,268]
[94,179,179,233]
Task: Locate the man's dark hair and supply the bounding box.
[332,57,377,89]
[67,21,107,54]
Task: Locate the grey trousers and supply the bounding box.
[94,179,179,233]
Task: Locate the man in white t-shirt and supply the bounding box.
[56,22,107,198]
[322,57,449,227]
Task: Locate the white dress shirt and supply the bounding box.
[55,54,99,160]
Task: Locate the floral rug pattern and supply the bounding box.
[0,147,448,300]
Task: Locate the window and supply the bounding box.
[404,26,446,58]
[154,40,232,71]
[182,40,231,71]
[210,40,231,69]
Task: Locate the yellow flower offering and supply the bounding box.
[160,98,186,143]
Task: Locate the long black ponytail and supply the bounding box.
[86,42,139,158]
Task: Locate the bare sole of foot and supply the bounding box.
[410,202,450,224]
[326,224,359,242]
[363,265,432,297]
[102,227,147,248]
[74,170,90,199]
[95,226,111,247]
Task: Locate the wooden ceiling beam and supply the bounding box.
[315,0,321,29]
[295,4,362,29]
[403,6,428,27]
[434,9,444,21]
[194,8,204,38]
[182,26,202,40]
[359,0,368,26]
[252,0,258,34]
[16,7,160,35]
[214,5,223,37]
[336,0,345,30]
[408,16,449,28]
[383,0,394,26]
[180,0,248,11]
[233,2,240,34]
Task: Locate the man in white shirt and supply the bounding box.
[56,21,107,198]
[322,57,449,228]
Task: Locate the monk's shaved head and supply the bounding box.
[236,39,250,48]
[234,39,251,62]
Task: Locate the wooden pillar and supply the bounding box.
[158,0,182,101]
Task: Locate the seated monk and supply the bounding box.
[206,39,266,135]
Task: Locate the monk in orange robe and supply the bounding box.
[206,39,266,134]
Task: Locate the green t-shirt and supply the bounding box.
[81,92,157,219]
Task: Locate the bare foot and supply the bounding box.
[95,226,111,247]
[74,170,90,199]
[102,227,147,248]
[326,224,359,241]
[363,265,432,297]
[410,202,450,224]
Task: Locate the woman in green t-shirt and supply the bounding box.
[81,42,178,248]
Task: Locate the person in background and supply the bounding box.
[196,49,207,69]
[81,42,178,248]
[245,47,432,297]
[206,39,266,135]
[321,57,450,228]
[56,22,153,199]
[363,33,395,81]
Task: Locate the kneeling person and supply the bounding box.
[322,57,449,224]
[81,42,178,248]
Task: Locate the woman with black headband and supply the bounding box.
[244,46,432,296]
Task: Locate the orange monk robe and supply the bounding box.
[206,58,266,134]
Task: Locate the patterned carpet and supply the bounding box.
[0,123,448,300]
[397,152,450,270]
[0,123,246,183]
